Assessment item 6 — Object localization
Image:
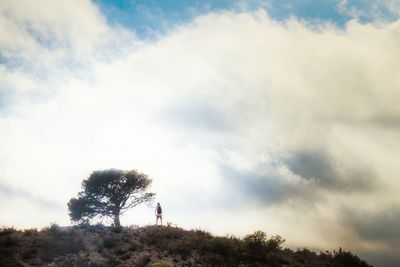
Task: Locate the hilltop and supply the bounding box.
[0,224,372,267]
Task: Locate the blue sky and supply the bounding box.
[93,0,392,38]
[95,0,346,37]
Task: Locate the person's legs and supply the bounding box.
[156,215,161,225]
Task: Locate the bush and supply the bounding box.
[42,223,63,238]
[244,231,268,246]
[3,236,18,247]
[243,231,285,262]
[333,248,372,267]
[265,235,285,253]
[119,252,131,260]
[24,228,38,236]
[103,237,119,249]
[22,247,38,260]
[0,224,372,267]
[76,223,108,233]
[204,236,241,260]
[39,233,85,262]
[136,254,151,267]
[140,225,187,246]
[0,227,17,236]
[111,226,123,233]
[243,230,268,261]
[166,229,212,256]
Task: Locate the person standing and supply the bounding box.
[155,202,163,226]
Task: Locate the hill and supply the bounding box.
[0,224,372,267]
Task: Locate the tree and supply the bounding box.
[68,169,155,227]
[243,231,285,261]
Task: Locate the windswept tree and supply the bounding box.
[68,169,155,227]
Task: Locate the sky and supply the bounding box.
[1,0,400,266]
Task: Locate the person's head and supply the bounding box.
[157,202,160,206]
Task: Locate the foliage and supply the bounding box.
[21,247,37,260]
[0,226,17,236]
[39,229,85,262]
[0,225,373,267]
[68,169,155,227]
[139,227,288,265]
[333,247,372,267]
[135,253,152,267]
[3,236,18,247]
[24,228,38,236]
[242,230,284,262]
[103,237,119,249]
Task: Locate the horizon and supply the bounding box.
[1,1,400,266]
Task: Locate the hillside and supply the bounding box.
[0,224,372,267]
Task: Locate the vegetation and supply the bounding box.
[68,169,155,227]
[0,224,373,267]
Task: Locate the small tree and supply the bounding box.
[244,231,285,261]
[68,169,155,227]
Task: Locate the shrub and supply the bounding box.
[24,228,38,236]
[22,247,38,260]
[111,226,123,233]
[0,256,20,266]
[136,254,151,267]
[242,231,285,263]
[0,224,372,267]
[205,236,241,259]
[244,231,268,247]
[75,255,91,267]
[103,237,119,249]
[265,235,285,253]
[119,252,131,260]
[294,248,320,264]
[265,250,292,266]
[115,247,127,255]
[43,223,63,238]
[39,250,57,263]
[333,248,372,267]
[0,227,17,236]
[78,223,108,233]
[243,230,268,261]
[166,230,212,256]
[3,236,18,247]
[141,225,186,245]
[129,241,142,251]
[39,233,85,262]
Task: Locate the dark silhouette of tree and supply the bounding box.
[68,169,155,227]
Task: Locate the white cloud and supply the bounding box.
[1,1,400,265]
[338,0,400,21]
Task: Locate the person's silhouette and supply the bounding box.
[155,202,163,226]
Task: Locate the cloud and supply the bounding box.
[284,150,376,192]
[165,97,232,132]
[217,162,320,207]
[1,1,400,265]
[339,206,400,266]
[216,148,377,212]
[0,182,62,211]
[343,206,400,247]
[337,0,400,22]
[358,251,400,267]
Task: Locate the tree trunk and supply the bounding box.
[114,213,120,227]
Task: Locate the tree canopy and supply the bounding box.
[68,169,155,227]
